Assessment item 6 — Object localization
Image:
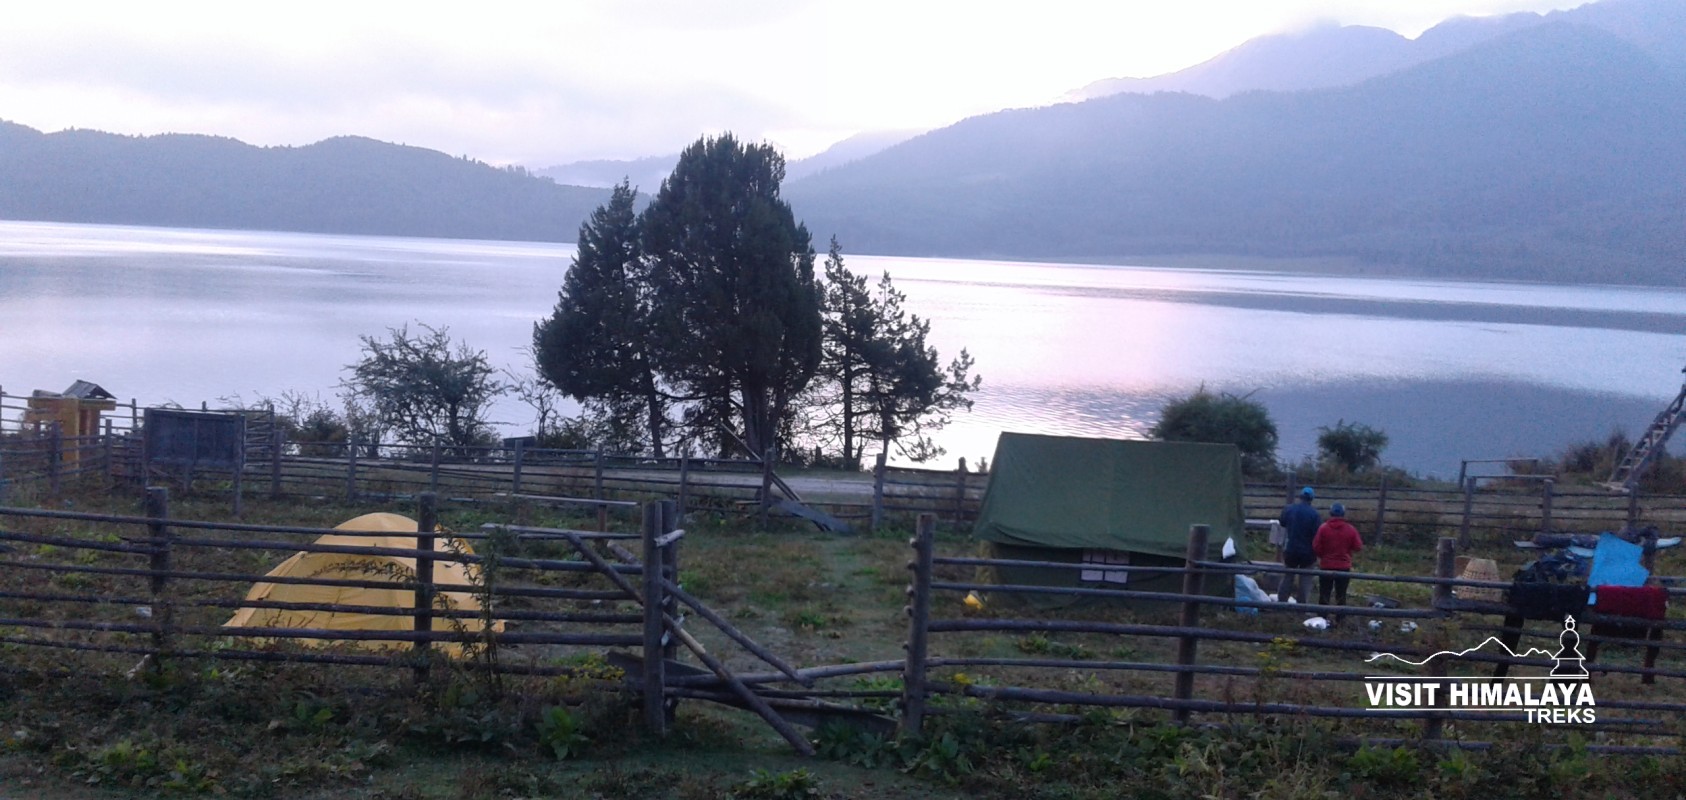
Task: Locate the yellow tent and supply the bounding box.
[223,512,504,657]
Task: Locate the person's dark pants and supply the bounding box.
[1279,552,1315,602]
[1318,567,1352,609]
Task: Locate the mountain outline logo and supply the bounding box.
[1366,615,1588,677]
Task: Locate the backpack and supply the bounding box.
[1509,551,1589,621]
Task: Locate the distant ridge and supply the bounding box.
[534,129,923,190]
[1066,0,1685,101]
[788,20,1686,286]
[534,154,678,191]
[786,129,924,180]
[0,123,609,243]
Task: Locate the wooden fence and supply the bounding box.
[1242,476,1686,549]
[4,490,1685,755]
[5,424,1682,543]
[870,452,989,532]
[888,514,1686,754]
[0,492,842,755]
[2,386,1681,541]
[0,491,660,679]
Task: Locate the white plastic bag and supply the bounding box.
[1303,616,1330,631]
[1222,537,1238,560]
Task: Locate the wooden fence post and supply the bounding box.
[952,458,968,532]
[660,499,681,669]
[901,513,936,737]
[641,501,668,737]
[429,443,442,494]
[1285,470,1295,504]
[511,439,525,496]
[346,438,359,502]
[1627,487,1641,530]
[47,421,62,497]
[0,446,7,505]
[146,487,175,671]
[871,451,888,532]
[232,427,245,520]
[677,455,690,519]
[103,419,115,485]
[270,428,284,500]
[1458,477,1475,548]
[1432,537,1456,610]
[413,492,438,684]
[1425,538,1456,739]
[1373,473,1388,548]
[595,449,608,532]
[759,447,775,529]
[1541,478,1554,533]
[1173,524,1211,725]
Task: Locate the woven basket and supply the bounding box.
[1454,557,1503,602]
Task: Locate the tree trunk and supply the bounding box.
[643,375,666,460]
[841,366,857,471]
[742,389,772,458]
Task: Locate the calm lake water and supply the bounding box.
[3,219,1683,478]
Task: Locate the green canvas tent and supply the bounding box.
[972,433,1244,606]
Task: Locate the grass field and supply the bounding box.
[2,482,1684,798]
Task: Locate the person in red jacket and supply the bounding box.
[1312,502,1364,615]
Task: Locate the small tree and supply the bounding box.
[1316,420,1389,473]
[800,238,981,467]
[342,323,505,451]
[505,365,566,445]
[265,391,349,457]
[1150,388,1278,473]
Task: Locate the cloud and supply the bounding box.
[0,20,809,165]
[0,0,1592,166]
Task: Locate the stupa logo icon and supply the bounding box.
[1549,616,1588,678]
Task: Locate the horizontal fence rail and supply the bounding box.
[898,512,1686,753]
[0,490,667,684]
[5,413,1680,541]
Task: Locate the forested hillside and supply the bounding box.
[0,123,607,242]
[787,22,1686,285]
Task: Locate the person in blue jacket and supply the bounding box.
[1277,486,1321,602]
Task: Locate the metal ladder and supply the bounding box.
[1606,365,1686,491]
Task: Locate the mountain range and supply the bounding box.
[785,12,1686,285]
[2,0,1682,284]
[0,124,607,242]
[1065,0,1686,100]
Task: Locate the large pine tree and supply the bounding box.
[642,134,822,457]
[533,180,669,456]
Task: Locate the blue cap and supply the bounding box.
[1300,487,1314,499]
[1331,502,1346,517]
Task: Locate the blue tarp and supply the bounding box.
[1588,533,1648,605]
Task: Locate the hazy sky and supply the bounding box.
[1,0,1587,167]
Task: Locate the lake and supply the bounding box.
[2,219,1683,478]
